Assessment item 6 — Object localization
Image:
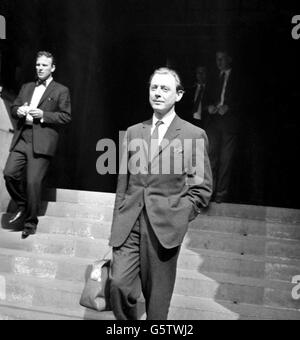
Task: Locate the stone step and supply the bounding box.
[184,229,300,260]
[2,213,299,243]
[169,296,300,320]
[0,245,299,285]
[0,256,299,309]
[174,269,299,309]
[35,215,111,240]
[0,224,300,260]
[191,216,300,241]
[1,295,299,320]
[40,201,114,221]
[0,302,115,320]
[3,214,300,246]
[42,189,300,224]
[0,227,300,281]
[0,230,110,260]
[43,189,115,206]
[39,200,300,226]
[179,249,300,283]
[1,271,299,319]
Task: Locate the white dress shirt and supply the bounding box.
[151,110,176,145]
[25,77,53,125]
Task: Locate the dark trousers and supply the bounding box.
[3,127,50,226]
[110,208,181,320]
[206,120,237,200]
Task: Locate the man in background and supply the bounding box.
[3,51,71,239]
[181,65,208,129]
[206,50,240,203]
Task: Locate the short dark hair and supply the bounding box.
[216,50,233,63]
[36,51,56,66]
[149,67,184,92]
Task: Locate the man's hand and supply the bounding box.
[218,105,229,116]
[28,108,44,120]
[17,102,29,118]
[208,105,218,115]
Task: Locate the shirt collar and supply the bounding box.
[220,69,231,77]
[45,76,53,87]
[152,110,176,129]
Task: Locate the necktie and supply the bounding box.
[149,120,164,163]
[218,72,225,104]
[193,85,204,118]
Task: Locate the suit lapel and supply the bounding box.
[142,115,183,163]
[142,118,152,158]
[38,81,56,107]
[26,83,36,105]
[158,114,182,156]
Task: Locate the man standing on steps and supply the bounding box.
[109,67,212,320]
[206,50,240,204]
[180,65,209,129]
[3,51,71,239]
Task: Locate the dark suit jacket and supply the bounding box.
[206,70,241,132]
[109,115,213,249]
[180,84,209,126]
[10,81,71,156]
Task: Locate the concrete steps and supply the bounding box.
[43,189,300,224]
[0,246,297,308]
[1,222,299,280]
[0,189,299,320]
[3,213,299,243]
[2,217,300,267]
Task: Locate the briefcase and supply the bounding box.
[79,256,112,312]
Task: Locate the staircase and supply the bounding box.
[0,189,299,320]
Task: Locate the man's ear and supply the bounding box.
[176,90,184,102]
[51,65,56,73]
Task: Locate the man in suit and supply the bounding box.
[206,50,240,203]
[3,51,71,239]
[109,67,212,320]
[181,66,209,129]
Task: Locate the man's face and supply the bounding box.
[36,56,55,81]
[216,52,231,72]
[149,73,183,117]
[196,67,206,84]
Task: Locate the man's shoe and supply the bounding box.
[9,209,26,224]
[21,225,37,239]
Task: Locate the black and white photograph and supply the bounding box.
[0,0,300,322]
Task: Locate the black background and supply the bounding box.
[1,0,300,208]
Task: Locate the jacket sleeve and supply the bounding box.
[112,129,129,219]
[42,87,72,125]
[11,85,27,120]
[185,130,213,219]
